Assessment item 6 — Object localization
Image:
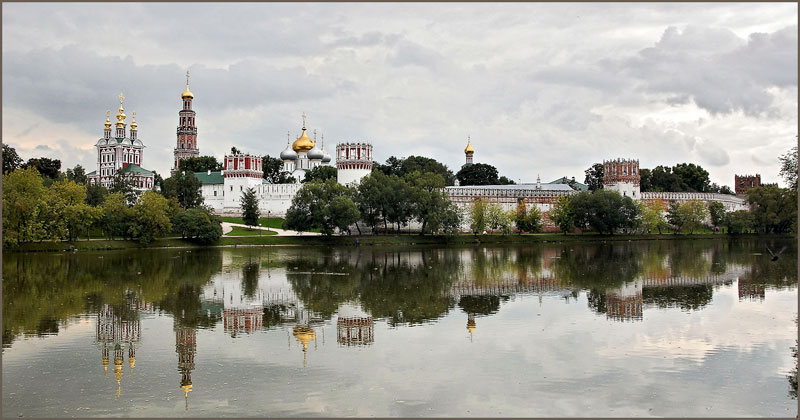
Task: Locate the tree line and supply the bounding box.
[583,161,734,194]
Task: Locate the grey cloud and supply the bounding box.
[619,25,797,116]
[34,144,51,151]
[387,40,446,70]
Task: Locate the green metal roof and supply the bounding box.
[86,170,97,176]
[120,164,154,175]
[548,176,588,191]
[194,171,224,185]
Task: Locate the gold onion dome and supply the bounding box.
[182,70,193,99]
[130,112,137,130]
[104,110,112,129]
[464,141,474,155]
[292,128,315,153]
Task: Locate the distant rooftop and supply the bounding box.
[446,183,575,191]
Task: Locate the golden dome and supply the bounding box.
[181,86,194,100]
[464,140,474,155]
[293,326,316,351]
[292,128,315,153]
[130,111,137,130]
[104,110,112,129]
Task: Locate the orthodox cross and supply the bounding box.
[301,112,306,129]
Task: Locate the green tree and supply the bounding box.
[355,172,384,233]
[640,199,668,234]
[747,186,797,233]
[375,156,456,186]
[2,143,23,174]
[405,171,455,235]
[100,192,135,240]
[161,172,203,209]
[130,191,173,244]
[85,184,108,206]
[639,168,652,192]
[573,189,637,235]
[672,163,711,192]
[240,187,261,228]
[497,176,516,185]
[456,163,499,186]
[109,169,139,204]
[549,195,575,235]
[178,156,222,173]
[726,210,754,234]
[678,199,708,234]
[779,146,797,190]
[2,166,47,245]
[285,178,360,236]
[65,164,88,184]
[584,163,604,192]
[666,201,683,233]
[302,165,337,183]
[22,157,61,180]
[172,207,222,244]
[468,198,488,234]
[48,179,102,240]
[262,155,295,184]
[708,201,726,232]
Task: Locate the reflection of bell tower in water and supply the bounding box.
[96,298,146,397]
[175,322,197,410]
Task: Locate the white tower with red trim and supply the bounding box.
[336,142,373,186]
[221,152,264,208]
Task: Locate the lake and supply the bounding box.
[2,239,797,417]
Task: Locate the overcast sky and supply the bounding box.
[2,3,797,186]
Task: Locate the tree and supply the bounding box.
[172,207,222,244]
[262,155,295,184]
[48,179,101,240]
[456,163,499,186]
[302,165,337,183]
[497,176,516,185]
[646,166,685,192]
[130,191,173,244]
[584,163,604,192]
[571,189,637,235]
[109,169,139,204]
[640,199,668,234]
[485,202,505,232]
[672,163,711,192]
[65,164,88,184]
[285,178,360,236]
[747,186,797,234]
[375,155,456,186]
[726,210,754,234]
[230,147,241,155]
[240,187,260,228]
[549,195,575,235]
[100,192,135,240]
[666,201,683,234]
[22,157,61,180]
[85,184,108,206]
[405,171,455,235]
[161,172,203,209]
[178,156,223,173]
[708,201,726,232]
[678,199,708,234]
[354,172,384,233]
[152,171,164,191]
[3,144,23,174]
[639,168,652,192]
[2,166,47,245]
[779,146,797,190]
[468,199,488,234]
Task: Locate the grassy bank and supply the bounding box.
[7,232,790,253]
[225,226,279,236]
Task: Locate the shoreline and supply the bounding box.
[5,232,792,253]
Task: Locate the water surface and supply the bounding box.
[2,239,796,417]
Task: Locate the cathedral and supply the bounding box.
[279,113,334,182]
[87,94,155,190]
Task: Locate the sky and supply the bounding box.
[2,3,797,187]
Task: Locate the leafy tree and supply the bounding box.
[523,205,543,233]
[549,195,575,235]
[22,157,61,180]
[384,174,414,231]
[640,199,668,234]
[639,168,652,192]
[100,192,135,240]
[468,199,488,234]
[726,210,754,234]
[65,164,88,184]
[230,147,241,155]
[262,155,295,183]
[646,165,685,192]
[85,184,108,206]
[405,170,456,234]
[130,191,173,244]
[497,176,516,185]
[779,146,797,190]
[584,163,604,191]
[161,172,203,209]
[708,201,726,232]
[375,155,456,186]
[709,183,734,195]
[678,199,708,234]
[302,165,337,183]
[240,187,260,228]
[354,172,384,233]
[48,179,101,240]
[109,169,139,204]
[285,178,360,235]
[152,171,164,191]
[456,163,499,186]
[2,143,23,173]
[666,201,683,233]
[747,186,797,234]
[172,207,222,244]
[672,163,711,192]
[2,166,47,245]
[571,189,638,235]
[485,202,506,232]
[178,156,223,173]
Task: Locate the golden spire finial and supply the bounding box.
[130,111,137,130]
[301,112,307,130]
[105,110,112,129]
[181,71,194,99]
[186,70,190,88]
[116,93,126,126]
[313,128,317,141]
[118,92,124,106]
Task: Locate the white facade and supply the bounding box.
[336,142,373,186]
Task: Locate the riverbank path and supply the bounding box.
[222,222,323,236]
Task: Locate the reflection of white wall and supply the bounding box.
[610,280,643,298]
[336,302,369,319]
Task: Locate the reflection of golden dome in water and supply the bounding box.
[129,357,136,370]
[102,357,109,377]
[181,382,193,397]
[293,326,316,351]
[467,319,476,335]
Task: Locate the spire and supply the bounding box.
[104,110,112,130]
[301,112,307,130]
[181,70,194,99]
[115,93,126,128]
[130,111,137,130]
[313,128,317,141]
[287,131,291,145]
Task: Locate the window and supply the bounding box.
[214,191,217,197]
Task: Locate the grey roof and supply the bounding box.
[446,183,575,191]
[548,177,589,191]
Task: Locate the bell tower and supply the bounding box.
[173,71,199,172]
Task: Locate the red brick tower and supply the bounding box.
[173,71,199,172]
[734,174,761,196]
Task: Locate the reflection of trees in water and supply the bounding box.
[458,295,508,316]
[551,243,643,289]
[642,285,714,311]
[241,261,260,299]
[465,246,544,287]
